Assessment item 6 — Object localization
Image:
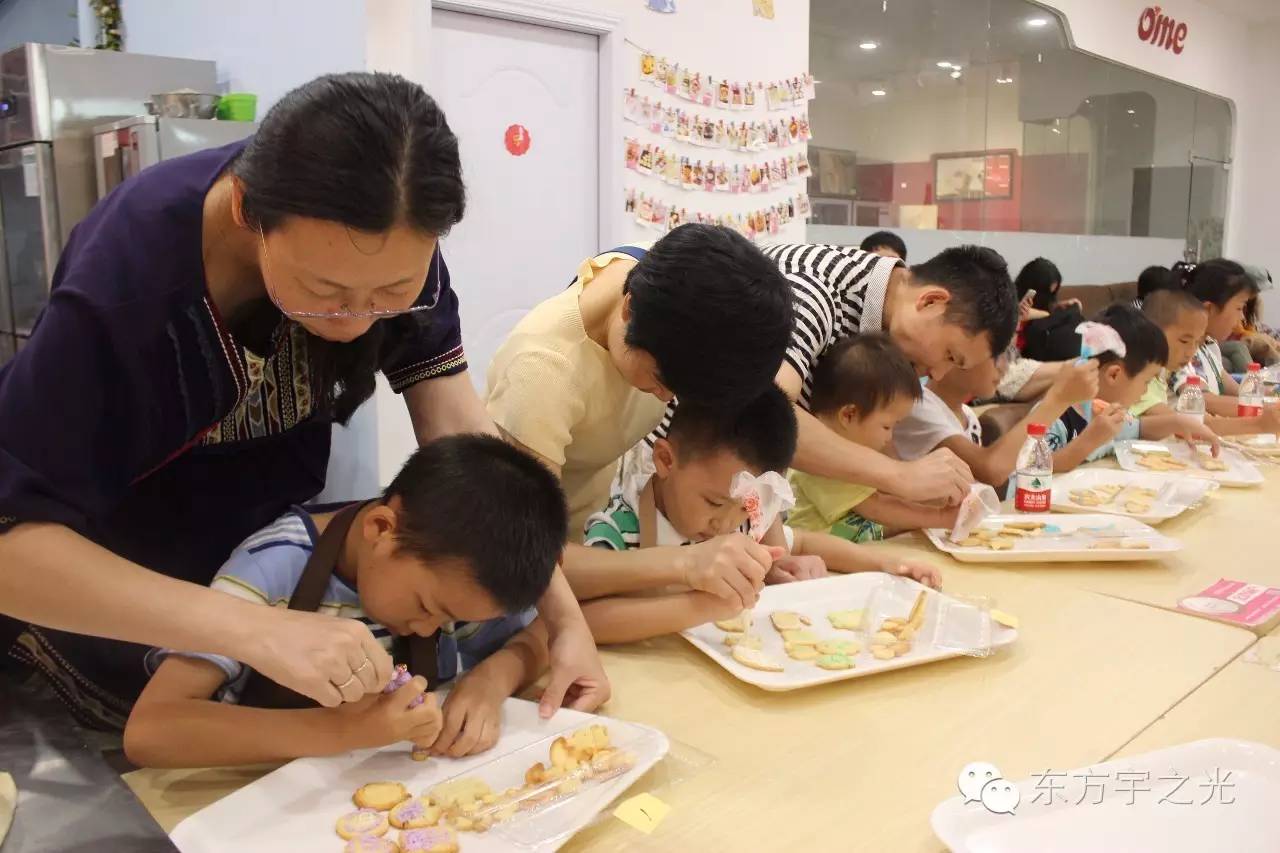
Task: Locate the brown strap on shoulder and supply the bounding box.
[286,501,366,612]
[639,477,658,550]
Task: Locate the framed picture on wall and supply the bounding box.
[932,150,1015,200]
[808,146,858,197]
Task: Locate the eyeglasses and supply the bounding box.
[258,230,442,319]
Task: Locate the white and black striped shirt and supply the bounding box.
[650,243,901,440]
[762,243,902,408]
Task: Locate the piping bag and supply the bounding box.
[949,483,1002,543]
[1076,321,1127,420]
[723,471,795,626]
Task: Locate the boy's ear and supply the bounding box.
[620,292,634,323]
[361,500,399,543]
[1101,362,1125,384]
[229,177,249,229]
[652,438,677,477]
[838,403,860,428]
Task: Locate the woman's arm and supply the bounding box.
[581,591,730,645]
[123,657,438,769]
[404,371,500,441]
[790,529,942,588]
[1203,393,1242,415]
[0,523,390,706]
[1206,405,1280,436]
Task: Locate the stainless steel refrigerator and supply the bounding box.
[0,44,217,363]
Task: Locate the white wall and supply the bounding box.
[122,0,368,112]
[606,0,811,245]
[0,0,78,51]
[1236,22,1280,325]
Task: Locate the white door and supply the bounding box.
[431,9,600,391]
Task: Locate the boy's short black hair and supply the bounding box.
[623,224,793,409]
[910,246,1018,356]
[384,435,567,612]
[859,230,908,261]
[1092,304,1169,377]
[1137,265,1179,300]
[1143,288,1206,329]
[808,334,922,417]
[667,385,798,475]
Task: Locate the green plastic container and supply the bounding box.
[217,93,258,122]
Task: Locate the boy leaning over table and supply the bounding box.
[123,436,566,768]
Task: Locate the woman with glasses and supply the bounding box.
[0,73,607,727]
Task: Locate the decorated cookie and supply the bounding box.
[399,826,459,852]
[815,653,855,670]
[731,645,784,671]
[714,612,751,632]
[784,642,820,660]
[770,610,809,631]
[344,837,398,853]
[353,783,409,812]
[826,609,863,630]
[389,796,441,830]
[724,633,763,649]
[815,639,860,656]
[779,628,819,646]
[336,808,390,840]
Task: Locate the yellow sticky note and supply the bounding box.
[613,792,671,834]
[991,609,1019,629]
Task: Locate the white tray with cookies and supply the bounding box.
[1050,469,1215,524]
[923,514,1180,563]
[681,573,1017,691]
[168,700,668,853]
[1114,439,1263,487]
[1224,432,1280,457]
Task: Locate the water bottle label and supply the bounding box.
[1239,403,1262,418]
[1014,472,1051,512]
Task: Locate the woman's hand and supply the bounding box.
[238,607,393,707]
[538,618,611,717]
[336,675,442,751]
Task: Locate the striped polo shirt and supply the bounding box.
[760,243,903,408]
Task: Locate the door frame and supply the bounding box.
[431,0,625,249]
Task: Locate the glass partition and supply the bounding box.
[808,0,1234,281]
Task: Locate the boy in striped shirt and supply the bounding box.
[124,436,566,768]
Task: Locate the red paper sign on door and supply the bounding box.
[504,124,531,156]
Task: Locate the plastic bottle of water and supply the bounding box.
[1014,423,1052,513]
[1238,362,1264,418]
[1176,375,1206,423]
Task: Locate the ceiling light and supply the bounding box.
[871,89,887,96]
[950,70,962,79]
[860,41,879,50]
[1051,127,1061,134]
[1026,17,1049,28]
[936,61,954,68]
[1126,109,1135,115]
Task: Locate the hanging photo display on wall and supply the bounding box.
[637,50,814,111]
[624,138,810,194]
[626,187,812,241]
[623,89,811,150]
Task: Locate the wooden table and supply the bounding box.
[887,461,1280,635]
[1116,636,1280,759]
[125,565,1255,851]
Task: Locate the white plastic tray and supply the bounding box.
[1225,433,1280,455]
[931,738,1280,853]
[1050,469,1214,525]
[924,514,1180,563]
[680,572,1016,692]
[1115,440,1263,487]
[169,700,668,853]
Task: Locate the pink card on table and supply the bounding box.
[1178,578,1280,629]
